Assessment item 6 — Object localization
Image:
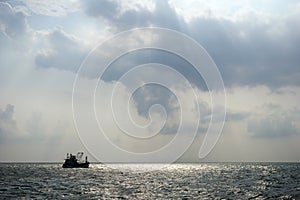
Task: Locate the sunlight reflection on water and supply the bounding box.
[0,163,299,199]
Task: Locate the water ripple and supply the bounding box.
[0,163,299,199]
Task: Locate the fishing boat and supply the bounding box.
[62,152,89,168]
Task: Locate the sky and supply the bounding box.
[0,0,300,162]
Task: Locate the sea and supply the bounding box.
[0,163,299,199]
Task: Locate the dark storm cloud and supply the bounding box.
[102,49,207,90]
[130,83,214,135]
[23,0,300,139]
[81,0,185,31]
[29,0,300,90]
[131,84,180,134]
[82,0,119,19]
[188,16,300,89]
[80,0,300,89]
[35,27,87,72]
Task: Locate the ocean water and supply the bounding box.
[0,163,299,199]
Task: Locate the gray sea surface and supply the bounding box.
[0,163,299,199]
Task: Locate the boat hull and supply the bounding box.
[62,162,89,168]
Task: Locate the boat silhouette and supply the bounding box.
[62,152,89,168]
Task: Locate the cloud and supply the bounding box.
[24,111,65,143]
[0,2,89,73]
[1,0,300,161]
[131,84,179,134]
[35,27,88,72]
[247,104,300,138]
[0,103,66,145]
[1,0,296,91]
[247,116,298,138]
[226,111,250,122]
[80,0,300,89]
[0,2,27,38]
[189,15,300,89]
[130,82,215,135]
[23,0,79,17]
[101,49,207,90]
[0,104,17,140]
[82,0,119,19]
[81,0,185,31]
